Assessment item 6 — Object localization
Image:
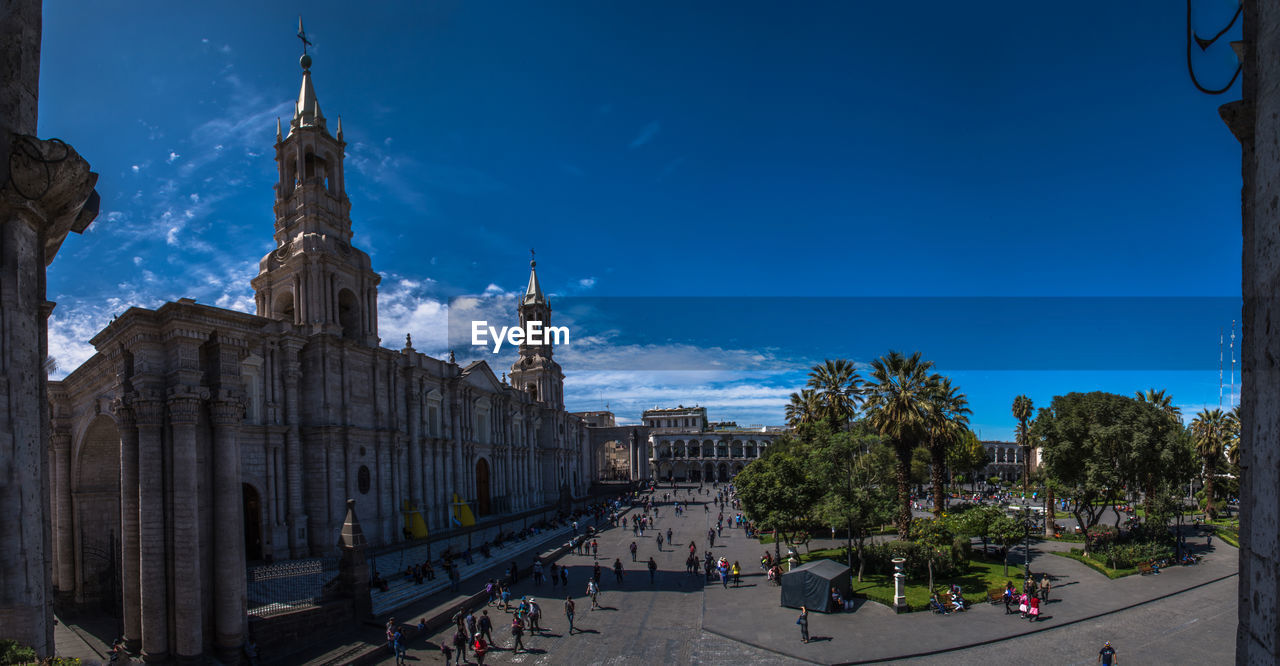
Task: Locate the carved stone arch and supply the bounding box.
[338,288,360,340]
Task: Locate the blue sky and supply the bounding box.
[38,1,1244,438]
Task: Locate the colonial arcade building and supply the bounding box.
[45,51,589,661]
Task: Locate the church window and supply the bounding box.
[338,289,360,340]
[357,465,371,494]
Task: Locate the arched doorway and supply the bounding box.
[704,462,714,481]
[73,415,121,610]
[243,484,263,562]
[717,463,728,482]
[475,459,491,517]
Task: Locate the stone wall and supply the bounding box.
[1238,1,1280,662]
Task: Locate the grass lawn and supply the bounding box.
[797,548,1025,612]
[1048,549,1139,579]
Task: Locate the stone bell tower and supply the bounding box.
[508,255,564,408]
[250,45,380,345]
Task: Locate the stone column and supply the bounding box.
[168,390,203,659]
[210,395,246,662]
[134,397,169,661]
[407,385,422,511]
[0,17,99,647]
[1233,3,1280,660]
[282,356,308,558]
[50,429,73,600]
[113,400,142,650]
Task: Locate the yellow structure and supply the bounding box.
[452,493,476,527]
[402,500,428,538]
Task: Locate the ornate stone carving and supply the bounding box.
[0,134,100,264]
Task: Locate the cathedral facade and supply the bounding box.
[45,52,590,662]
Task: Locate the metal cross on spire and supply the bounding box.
[530,247,536,267]
[297,16,313,55]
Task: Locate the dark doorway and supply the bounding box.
[243,484,263,562]
[476,459,491,517]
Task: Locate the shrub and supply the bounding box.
[857,540,963,580]
[0,640,37,666]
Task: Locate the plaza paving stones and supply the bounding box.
[365,486,1237,665]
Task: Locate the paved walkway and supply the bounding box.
[360,485,1236,665]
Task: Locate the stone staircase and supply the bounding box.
[369,524,574,617]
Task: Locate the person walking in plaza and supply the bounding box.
[648,556,657,584]
[472,633,488,666]
[1003,581,1014,614]
[479,610,494,646]
[613,558,625,585]
[1041,576,1051,601]
[509,616,525,654]
[587,579,601,610]
[549,562,559,588]
[631,541,638,562]
[657,532,665,550]
[593,561,602,584]
[451,628,468,665]
[592,539,599,559]
[528,598,542,632]
[565,596,577,634]
[667,527,673,544]
[1097,640,1118,665]
[731,561,741,587]
[797,606,809,643]
[392,626,406,665]
[560,565,568,587]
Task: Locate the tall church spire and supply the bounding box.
[510,253,563,408]
[524,250,545,305]
[251,20,381,346]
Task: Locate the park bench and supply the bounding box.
[987,588,1005,605]
[1137,561,1156,576]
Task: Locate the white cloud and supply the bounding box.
[131,165,140,173]
[167,151,180,163]
[577,278,596,289]
[629,121,660,149]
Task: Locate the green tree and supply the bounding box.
[1011,395,1033,493]
[925,377,971,513]
[864,351,937,538]
[1035,392,1181,555]
[811,433,896,581]
[909,517,953,594]
[988,513,1026,577]
[806,359,862,431]
[1135,388,1183,422]
[1191,408,1235,519]
[953,504,1003,560]
[736,438,822,563]
[947,430,989,491]
[785,389,821,428]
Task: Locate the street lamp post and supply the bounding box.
[1023,505,1033,577]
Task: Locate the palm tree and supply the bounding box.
[1135,389,1183,512]
[1011,395,1033,493]
[806,359,862,430]
[925,377,970,517]
[1191,408,1234,519]
[1135,388,1183,423]
[863,351,936,538]
[1226,406,1242,467]
[784,389,821,428]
